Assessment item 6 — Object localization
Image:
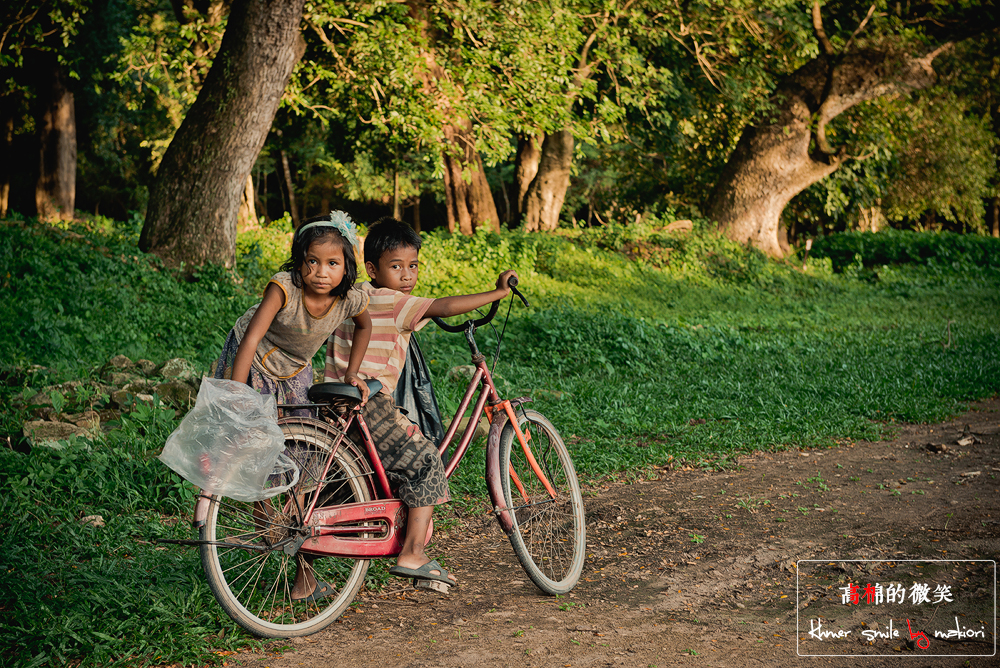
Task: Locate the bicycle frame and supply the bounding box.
[191,321,556,558]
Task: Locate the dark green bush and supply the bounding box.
[811,229,1000,273]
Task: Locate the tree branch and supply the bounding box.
[812,0,836,56]
[306,18,354,78]
[842,3,878,53]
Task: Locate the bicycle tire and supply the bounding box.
[200,420,372,637]
[499,409,586,595]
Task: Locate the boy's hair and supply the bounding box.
[281,215,358,298]
[364,217,422,269]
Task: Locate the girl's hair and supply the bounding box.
[281,215,358,297]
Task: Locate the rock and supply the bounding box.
[135,359,157,375]
[81,514,105,528]
[26,392,54,419]
[107,355,134,370]
[158,358,198,381]
[664,219,693,233]
[111,388,156,408]
[121,380,154,395]
[448,365,477,382]
[449,416,490,440]
[110,371,148,387]
[63,410,101,431]
[154,379,198,408]
[43,381,83,395]
[23,420,92,447]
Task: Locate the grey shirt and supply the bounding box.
[233,272,369,379]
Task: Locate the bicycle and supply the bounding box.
[189,278,586,637]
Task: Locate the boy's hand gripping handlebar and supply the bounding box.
[432,275,527,333]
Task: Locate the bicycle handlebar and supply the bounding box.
[431,276,526,333]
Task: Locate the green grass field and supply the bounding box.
[1,216,998,666]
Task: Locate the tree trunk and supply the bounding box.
[393,168,402,220]
[412,194,421,232]
[279,147,300,228]
[141,0,306,268]
[522,129,574,232]
[441,119,500,234]
[35,55,76,221]
[0,96,14,218]
[255,168,271,225]
[237,174,258,228]
[991,195,999,238]
[706,49,941,257]
[515,134,541,216]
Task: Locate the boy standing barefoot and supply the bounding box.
[325,217,516,587]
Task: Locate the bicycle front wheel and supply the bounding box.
[499,409,586,595]
[200,421,372,637]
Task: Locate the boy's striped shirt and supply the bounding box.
[325,281,434,393]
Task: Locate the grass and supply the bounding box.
[1,214,999,666]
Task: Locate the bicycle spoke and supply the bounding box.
[200,421,372,637]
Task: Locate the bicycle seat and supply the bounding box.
[308,379,383,403]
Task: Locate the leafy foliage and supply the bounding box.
[0,216,253,370]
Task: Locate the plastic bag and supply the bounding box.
[392,333,446,445]
[159,377,299,501]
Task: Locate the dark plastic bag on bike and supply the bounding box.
[392,333,446,446]
[158,377,299,501]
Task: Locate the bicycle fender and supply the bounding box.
[485,412,513,533]
[193,491,212,528]
[485,396,533,534]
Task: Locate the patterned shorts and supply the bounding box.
[353,391,451,509]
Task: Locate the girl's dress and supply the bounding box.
[214,272,369,407]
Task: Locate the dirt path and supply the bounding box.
[230,399,1000,668]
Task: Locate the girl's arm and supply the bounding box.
[343,309,373,405]
[231,284,285,384]
[424,269,518,318]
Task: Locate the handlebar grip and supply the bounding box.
[431,316,465,333]
[508,275,519,288]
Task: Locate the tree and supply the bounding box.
[140,0,307,268]
[704,0,996,256]
[1,0,89,220]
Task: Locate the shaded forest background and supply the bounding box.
[2,0,998,262]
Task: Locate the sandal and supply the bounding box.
[293,579,338,602]
[388,559,457,585]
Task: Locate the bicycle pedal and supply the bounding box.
[413,578,451,594]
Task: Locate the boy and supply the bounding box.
[325,217,516,586]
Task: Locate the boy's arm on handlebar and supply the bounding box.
[424,270,518,318]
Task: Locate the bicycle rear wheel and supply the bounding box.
[499,409,586,595]
[200,421,372,637]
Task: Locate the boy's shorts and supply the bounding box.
[352,391,451,508]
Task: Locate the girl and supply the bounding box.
[213,211,372,602]
[214,211,372,408]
